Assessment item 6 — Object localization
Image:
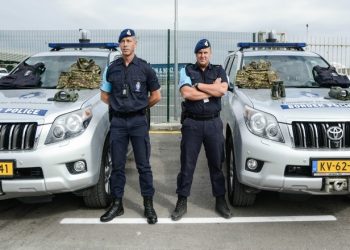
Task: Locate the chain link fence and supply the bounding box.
[0,29,251,123]
[1,30,350,123]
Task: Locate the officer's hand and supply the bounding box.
[214,78,222,85]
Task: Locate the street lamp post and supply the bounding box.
[173,0,178,120]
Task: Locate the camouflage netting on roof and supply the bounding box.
[236,60,279,89]
[57,58,101,89]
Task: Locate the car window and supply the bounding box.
[24,56,108,88]
[243,55,329,87]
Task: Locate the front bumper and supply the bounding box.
[234,124,350,194]
[0,124,104,199]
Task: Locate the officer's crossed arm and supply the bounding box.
[180,85,211,101]
[178,67,210,101]
[196,78,228,97]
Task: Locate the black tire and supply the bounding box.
[83,137,112,208]
[226,135,256,206]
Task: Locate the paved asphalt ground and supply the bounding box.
[1,132,350,249]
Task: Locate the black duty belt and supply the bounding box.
[113,109,146,118]
[185,112,219,121]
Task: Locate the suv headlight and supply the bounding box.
[244,106,284,142]
[45,107,93,144]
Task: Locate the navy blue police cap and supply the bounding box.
[118,29,136,42]
[194,39,211,53]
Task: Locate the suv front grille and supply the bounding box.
[292,122,350,149]
[0,123,37,151]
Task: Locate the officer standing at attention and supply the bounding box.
[100,29,161,224]
[171,39,231,220]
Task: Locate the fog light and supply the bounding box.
[74,161,86,172]
[246,159,258,171]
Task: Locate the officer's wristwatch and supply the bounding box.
[193,83,200,91]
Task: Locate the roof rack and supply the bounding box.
[48,42,119,51]
[237,42,307,51]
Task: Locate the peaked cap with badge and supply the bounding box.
[118,28,136,42]
[194,39,211,53]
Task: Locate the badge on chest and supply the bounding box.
[135,81,141,92]
[122,84,129,98]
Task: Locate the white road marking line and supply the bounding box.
[60,215,336,224]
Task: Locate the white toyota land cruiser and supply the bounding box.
[0,40,121,207]
[221,41,350,206]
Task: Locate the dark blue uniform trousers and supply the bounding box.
[176,117,226,197]
[109,115,155,199]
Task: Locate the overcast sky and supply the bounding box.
[1,0,349,37]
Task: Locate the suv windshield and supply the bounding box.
[243,55,329,87]
[24,55,108,88]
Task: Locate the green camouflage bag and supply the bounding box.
[57,58,102,89]
[328,86,350,101]
[49,90,79,102]
[57,72,70,89]
[236,60,279,89]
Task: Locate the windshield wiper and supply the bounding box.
[40,86,58,89]
[287,85,320,88]
[287,80,321,88]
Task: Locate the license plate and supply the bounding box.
[0,161,14,178]
[312,159,350,176]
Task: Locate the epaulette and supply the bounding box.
[137,57,148,64]
[184,64,195,75]
[185,63,195,69]
[109,57,123,66]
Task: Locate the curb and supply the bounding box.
[150,122,181,131]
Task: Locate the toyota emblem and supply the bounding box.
[327,126,344,141]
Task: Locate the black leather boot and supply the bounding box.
[144,196,158,224]
[100,198,124,222]
[171,196,187,221]
[215,196,232,219]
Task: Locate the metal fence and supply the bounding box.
[308,38,350,75]
[288,35,350,75]
[1,30,350,123]
[0,29,251,123]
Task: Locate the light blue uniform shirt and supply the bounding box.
[178,67,192,90]
[100,67,112,93]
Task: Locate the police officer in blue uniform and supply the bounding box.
[171,39,231,220]
[100,29,161,224]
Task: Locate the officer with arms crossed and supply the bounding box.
[171,39,231,220]
[100,29,161,224]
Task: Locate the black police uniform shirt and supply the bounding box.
[101,56,160,113]
[178,63,228,115]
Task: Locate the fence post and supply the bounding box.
[167,29,170,122]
